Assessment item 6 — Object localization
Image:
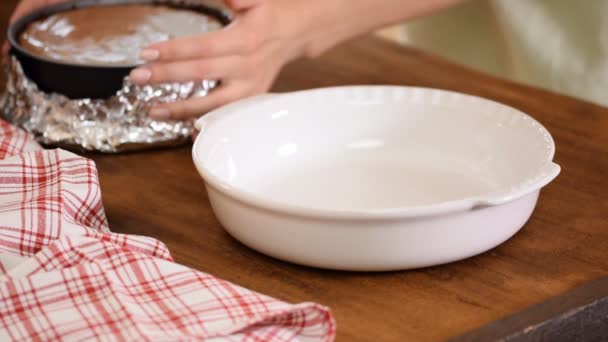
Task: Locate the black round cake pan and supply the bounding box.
[7,0,230,100]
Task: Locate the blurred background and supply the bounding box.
[1,0,605,107]
[377,0,608,107]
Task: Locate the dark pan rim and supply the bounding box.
[7,0,232,71]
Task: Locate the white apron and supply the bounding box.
[381,0,608,107]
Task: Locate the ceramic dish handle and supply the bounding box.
[475,161,561,207]
[195,93,278,132]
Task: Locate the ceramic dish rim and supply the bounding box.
[192,85,561,220]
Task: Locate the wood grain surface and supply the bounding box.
[453,276,608,341]
[2,1,607,341]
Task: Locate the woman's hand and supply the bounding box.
[130,0,306,121]
[129,0,463,121]
[10,0,66,23]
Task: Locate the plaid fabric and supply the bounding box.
[0,120,335,341]
[0,120,39,160]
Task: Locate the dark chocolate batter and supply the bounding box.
[19,4,222,66]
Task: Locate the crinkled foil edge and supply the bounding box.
[2,57,218,153]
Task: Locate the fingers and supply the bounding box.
[10,0,66,23]
[141,25,258,62]
[134,0,276,121]
[10,1,38,23]
[130,56,242,85]
[225,0,264,11]
[148,83,248,121]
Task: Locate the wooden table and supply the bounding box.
[2,2,607,341]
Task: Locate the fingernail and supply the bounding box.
[130,68,151,83]
[140,49,160,61]
[149,107,171,120]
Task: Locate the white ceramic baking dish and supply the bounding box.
[192,86,560,271]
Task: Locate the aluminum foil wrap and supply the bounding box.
[1,55,217,153]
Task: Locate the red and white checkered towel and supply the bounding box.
[0,119,335,341]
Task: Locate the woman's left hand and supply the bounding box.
[130,0,304,121]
